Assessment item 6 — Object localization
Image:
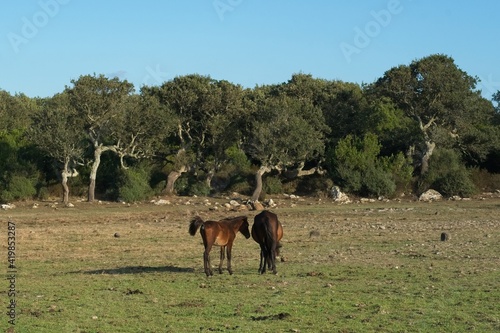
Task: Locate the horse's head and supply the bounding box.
[239,217,251,239]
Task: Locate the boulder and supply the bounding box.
[251,201,265,211]
[419,189,442,202]
[330,186,350,203]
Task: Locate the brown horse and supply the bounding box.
[251,210,283,274]
[189,215,250,276]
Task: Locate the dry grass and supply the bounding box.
[2,195,499,332]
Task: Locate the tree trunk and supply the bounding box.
[251,165,271,202]
[88,145,111,202]
[60,159,79,205]
[420,140,436,175]
[164,165,188,195]
[61,170,69,205]
[205,169,215,189]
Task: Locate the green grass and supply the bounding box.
[2,196,499,332]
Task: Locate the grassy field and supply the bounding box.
[2,194,499,332]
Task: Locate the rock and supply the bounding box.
[1,203,15,210]
[229,200,240,207]
[440,232,449,241]
[266,198,277,207]
[330,186,351,203]
[153,199,171,205]
[251,201,265,211]
[419,189,442,202]
[309,230,320,238]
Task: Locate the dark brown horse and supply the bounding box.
[251,210,283,274]
[189,215,250,276]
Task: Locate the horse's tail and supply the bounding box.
[263,217,275,250]
[189,216,204,236]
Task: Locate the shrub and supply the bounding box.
[434,169,476,197]
[118,167,153,202]
[470,167,500,192]
[1,174,37,202]
[186,181,211,197]
[330,133,406,198]
[174,176,189,195]
[37,187,50,201]
[263,176,283,195]
[294,175,334,197]
[418,148,477,197]
[362,167,396,197]
[174,175,211,197]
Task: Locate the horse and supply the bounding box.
[189,215,250,277]
[251,210,283,274]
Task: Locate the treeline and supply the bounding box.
[1,54,500,204]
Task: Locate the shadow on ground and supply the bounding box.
[74,265,194,275]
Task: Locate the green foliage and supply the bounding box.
[470,167,500,192]
[379,152,414,194]
[263,176,283,195]
[0,130,42,202]
[0,174,37,201]
[363,167,396,197]
[187,181,211,197]
[174,175,211,197]
[118,166,153,202]
[330,134,412,197]
[226,176,253,195]
[2,68,500,202]
[433,169,476,197]
[225,145,251,172]
[294,175,334,197]
[418,148,477,197]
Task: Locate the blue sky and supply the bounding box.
[1,0,499,99]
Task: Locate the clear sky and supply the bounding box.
[1,0,499,100]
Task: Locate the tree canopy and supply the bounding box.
[0,54,499,204]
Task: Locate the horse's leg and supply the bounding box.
[226,242,234,275]
[218,246,225,274]
[259,245,267,274]
[270,241,278,274]
[204,245,213,277]
[267,249,273,270]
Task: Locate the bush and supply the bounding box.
[434,169,476,197]
[174,175,211,197]
[118,167,153,202]
[187,181,211,197]
[227,178,253,195]
[362,167,396,197]
[1,175,37,202]
[470,167,500,192]
[37,187,50,201]
[330,134,407,198]
[174,176,189,195]
[294,175,334,197]
[263,176,283,195]
[418,148,477,197]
